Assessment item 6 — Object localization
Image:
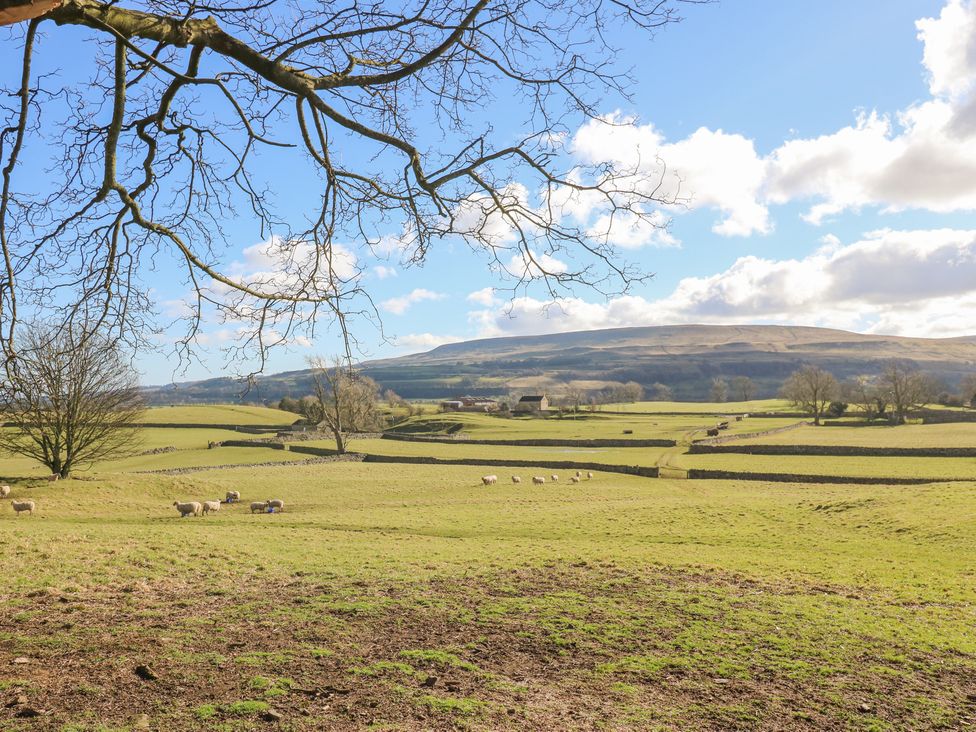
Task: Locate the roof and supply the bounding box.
[517,395,546,402]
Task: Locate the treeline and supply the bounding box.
[780,361,976,425]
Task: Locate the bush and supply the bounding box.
[826,401,848,418]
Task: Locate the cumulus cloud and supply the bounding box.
[570,1,976,231]
[466,228,976,339]
[373,265,397,280]
[393,332,462,352]
[381,288,446,315]
[466,287,499,306]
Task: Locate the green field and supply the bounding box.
[601,398,795,413]
[138,404,296,425]
[392,410,802,441]
[675,452,976,480]
[735,422,976,448]
[2,403,976,730]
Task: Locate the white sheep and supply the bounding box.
[250,501,269,514]
[570,476,581,483]
[575,471,582,478]
[202,500,221,515]
[550,474,559,482]
[511,476,521,484]
[587,471,594,479]
[225,490,240,503]
[532,476,545,485]
[0,485,10,498]
[266,499,284,513]
[173,501,202,518]
[11,499,34,516]
[481,475,498,486]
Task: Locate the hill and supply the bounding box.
[143,324,976,403]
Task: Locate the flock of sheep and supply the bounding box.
[173,491,284,517]
[482,470,594,486]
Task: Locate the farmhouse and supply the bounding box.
[440,396,499,412]
[514,395,549,413]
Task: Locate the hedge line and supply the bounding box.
[685,469,953,485]
[380,433,676,448]
[689,444,976,457]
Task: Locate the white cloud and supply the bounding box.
[506,250,569,278]
[467,228,976,339]
[466,287,499,306]
[394,332,461,352]
[373,265,397,280]
[568,1,976,231]
[224,236,358,295]
[381,288,446,315]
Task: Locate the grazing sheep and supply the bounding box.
[173,501,202,518]
[11,499,34,516]
[532,476,545,485]
[225,490,240,503]
[570,476,581,483]
[481,475,498,486]
[511,476,521,484]
[266,499,284,513]
[250,501,269,514]
[587,471,593,479]
[0,485,10,498]
[550,474,558,482]
[575,471,582,478]
[202,500,221,515]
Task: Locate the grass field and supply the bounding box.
[2,403,976,730]
[392,411,802,442]
[675,452,976,480]
[735,422,976,448]
[600,399,795,413]
[138,405,296,425]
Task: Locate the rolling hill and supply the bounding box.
[143,324,976,403]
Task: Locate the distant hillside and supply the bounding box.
[143,324,976,403]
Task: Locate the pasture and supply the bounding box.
[1,403,975,730]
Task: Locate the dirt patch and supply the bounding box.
[1,565,973,730]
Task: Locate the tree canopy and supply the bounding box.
[0,0,692,373]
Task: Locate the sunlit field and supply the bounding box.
[2,403,976,730]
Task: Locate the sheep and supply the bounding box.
[225,490,241,503]
[11,500,34,516]
[587,471,593,480]
[481,475,498,486]
[202,500,221,515]
[47,474,59,482]
[575,471,582,478]
[550,474,559,482]
[0,485,10,498]
[266,498,284,513]
[173,501,202,518]
[532,476,546,485]
[511,476,521,484]
[570,476,581,484]
[250,501,269,514]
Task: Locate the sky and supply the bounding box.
[7,0,976,384]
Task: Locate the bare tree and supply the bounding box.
[960,373,976,408]
[307,355,382,453]
[649,382,673,401]
[879,361,932,425]
[709,377,727,403]
[0,1,694,374]
[0,324,144,476]
[781,365,838,426]
[730,375,755,401]
[840,375,887,421]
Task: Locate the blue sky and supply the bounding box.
[7,0,976,384]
